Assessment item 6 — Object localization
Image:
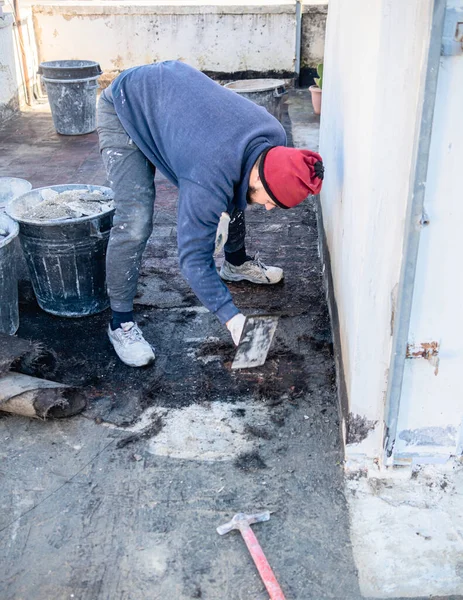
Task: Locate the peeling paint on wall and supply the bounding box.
[32,5,303,75]
[347,413,377,445]
[300,5,328,85]
[406,341,440,375]
[406,341,439,359]
[399,426,457,447]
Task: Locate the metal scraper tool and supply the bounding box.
[231,314,279,370]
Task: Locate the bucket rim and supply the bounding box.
[0,213,19,248]
[224,78,287,93]
[0,176,33,187]
[0,177,33,209]
[39,60,100,67]
[38,60,101,73]
[38,60,102,81]
[5,184,115,227]
[41,75,101,84]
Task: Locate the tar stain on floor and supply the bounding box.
[16,196,334,427]
[1,95,363,599]
[4,194,361,599]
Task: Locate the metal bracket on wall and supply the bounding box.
[441,8,463,56]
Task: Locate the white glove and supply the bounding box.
[214,212,230,255]
[226,313,246,346]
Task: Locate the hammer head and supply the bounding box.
[216,511,271,535]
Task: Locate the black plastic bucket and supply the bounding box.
[0,177,32,210]
[0,177,33,295]
[224,79,288,122]
[6,185,114,318]
[39,60,102,135]
[39,60,102,80]
[0,213,20,334]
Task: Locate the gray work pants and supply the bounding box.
[97,94,156,312]
[97,94,246,313]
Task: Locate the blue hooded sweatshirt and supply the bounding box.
[106,61,286,324]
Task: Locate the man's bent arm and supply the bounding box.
[177,180,240,324]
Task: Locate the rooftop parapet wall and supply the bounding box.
[301,3,327,85]
[0,8,39,120]
[32,1,327,82]
[0,14,19,121]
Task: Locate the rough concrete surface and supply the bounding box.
[347,462,463,599]
[0,92,461,600]
[0,93,362,600]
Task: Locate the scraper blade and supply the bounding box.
[231,315,279,370]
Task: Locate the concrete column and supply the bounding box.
[319,0,435,464]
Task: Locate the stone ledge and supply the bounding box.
[32,1,298,16]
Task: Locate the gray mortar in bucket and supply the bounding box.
[6,185,115,318]
[12,188,114,222]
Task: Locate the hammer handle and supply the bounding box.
[239,523,286,600]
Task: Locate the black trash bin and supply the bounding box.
[39,60,102,135]
[6,185,114,317]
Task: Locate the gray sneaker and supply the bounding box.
[108,321,155,367]
[220,253,284,284]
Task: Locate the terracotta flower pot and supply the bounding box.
[309,85,322,115]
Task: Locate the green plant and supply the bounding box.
[314,63,323,89]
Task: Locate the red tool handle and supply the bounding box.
[239,523,286,600]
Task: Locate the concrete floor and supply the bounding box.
[0,91,460,600]
[0,92,362,600]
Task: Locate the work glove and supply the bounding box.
[214,212,230,255]
[226,313,246,346]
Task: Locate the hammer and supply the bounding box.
[217,511,286,600]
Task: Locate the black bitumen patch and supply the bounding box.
[234,450,268,471]
[244,423,274,440]
[347,413,378,445]
[115,416,164,449]
[0,95,364,600]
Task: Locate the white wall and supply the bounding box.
[0,8,40,119]
[0,13,21,119]
[395,35,463,462]
[32,1,299,78]
[301,3,327,70]
[319,0,435,461]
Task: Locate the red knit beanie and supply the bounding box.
[259,146,324,209]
